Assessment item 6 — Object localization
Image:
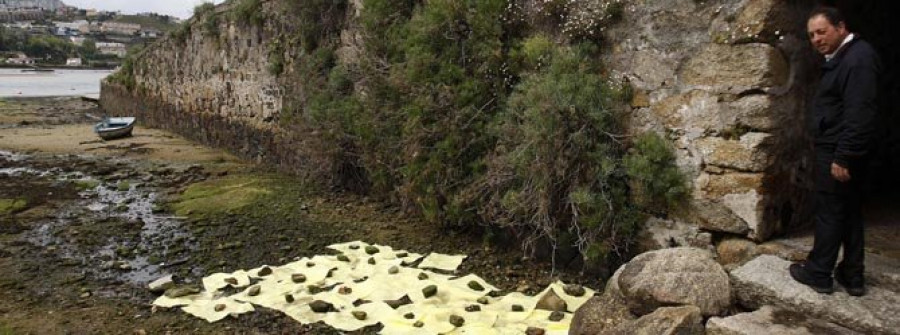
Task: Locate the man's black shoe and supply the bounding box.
[789,263,834,294]
[835,271,866,297]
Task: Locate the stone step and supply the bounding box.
[730,255,900,335]
[706,305,861,335]
[759,238,900,292]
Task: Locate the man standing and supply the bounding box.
[789,6,881,296]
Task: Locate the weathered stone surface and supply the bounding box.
[651,90,721,132]
[706,305,861,335]
[695,133,771,172]
[612,305,704,335]
[690,200,750,236]
[696,172,764,199]
[723,190,768,241]
[618,247,731,316]
[536,288,568,312]
[640,217,716,251]
[716,238,759,267]
[148,274,175,293]
[731,255,900,334]
[725,94,776,131]
[569,292,636,335]
[681,43,789,92]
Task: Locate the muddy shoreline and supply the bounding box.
[0,97,600,334]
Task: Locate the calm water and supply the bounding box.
[0,68,113,97]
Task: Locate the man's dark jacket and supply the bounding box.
[811,37,881,192]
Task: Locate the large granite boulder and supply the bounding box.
[569,293,636,335]
[611,305,704,335]
[706,305,861,335]
[681,43,789,93]
[716,238,759,268]
[618,247,732,316]
[731,255,900,334]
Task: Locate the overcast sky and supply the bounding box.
[63,0,226,19]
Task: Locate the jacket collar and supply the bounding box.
[822,36,860,70]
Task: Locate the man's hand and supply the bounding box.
[831,162,851,182]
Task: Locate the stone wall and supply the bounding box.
[602,0,816,242]
[101,0,820,243]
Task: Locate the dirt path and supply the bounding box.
[0,97,597,334]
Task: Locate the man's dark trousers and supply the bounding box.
[805,150,866,285]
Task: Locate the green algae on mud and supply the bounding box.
[171,174,276,218]
[0,198,28,215]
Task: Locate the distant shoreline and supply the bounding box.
[0,64,118,70]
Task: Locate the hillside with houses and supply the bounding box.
[0,0,178,67]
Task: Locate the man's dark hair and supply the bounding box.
[809,6,845,26]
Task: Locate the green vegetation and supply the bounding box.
[73,179,100,191]
[172,175,272,218]
[0,198,28,215]
[257,0,687,266]
[232,0,265,27]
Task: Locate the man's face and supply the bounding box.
[807,15,849,55]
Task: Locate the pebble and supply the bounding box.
[352,311,367,320]
[467,280,485,291]
[307,285,322,294]
[388,266,399,274]
[257,267,273,276]
[464,304,481,312]
[79,291,91,299]
[291,273,307,283]
[367,257,376,265]
[285,294,294,303]
[476,297,489,305]
[526,327,546,335]
[413,321,424,328]
[338,286,352,295]
[214,304,226,312]
[422,285,437,298]
[223,277,238,286]
[449,315,465,327]
[337,254,350,262]
[404,312,415,319]
[548,311,565,322]
[309,300,334,313]
[365,246,379,255]
[563,284,586,297]
[306,261,316,267]
[165,286,200,298]
[511,304,525,312]
[535,289,567,312]
[247,285,261,296]
[418,272,429,280]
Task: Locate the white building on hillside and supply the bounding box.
[66,57,82,66]
[96,42,126,57]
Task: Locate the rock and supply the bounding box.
[691,199,752,236]
[80,291,91,298]
[309,300,334,313]
[214,304,226,312]
[365,246,379,255]
[338,286,352,295]
[337,254,350,262]
[404,312,415,319]
[449,315,465,327]
[307,285,322,294]
[549,311,565,322]
[291,273,307,283]
[388,266,399,274]
[717,238,759,267]
[723,189,770,241]
[467,280,485,291]
[352,311,367,320]
[285,294,295,303]
[618,247,731,316]
[511,304,525,312]
[569,292,635,335]
[368,257,376,265]
[563,284,586,297]
[413,321,424,328]
[613,305,704,335]
[385,295,412,309]
[706,305,862,335]
[247,285,261,296]
[422,285,438,298]
[257,266,272,276]
[164,285,200,298]
[223,277,238,286]
[526,327,546,335]
[681,43,789,93]
[418,272,428,280]
[477,297,489,305]
[639,217,715,251]
[148,274,175,293]
[731,255,900,334]
[349,244,360,250]
[535,288,568,312]
[695,133,771,172]
[465,304,481,312]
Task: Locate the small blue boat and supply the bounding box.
[94,117,135,140]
